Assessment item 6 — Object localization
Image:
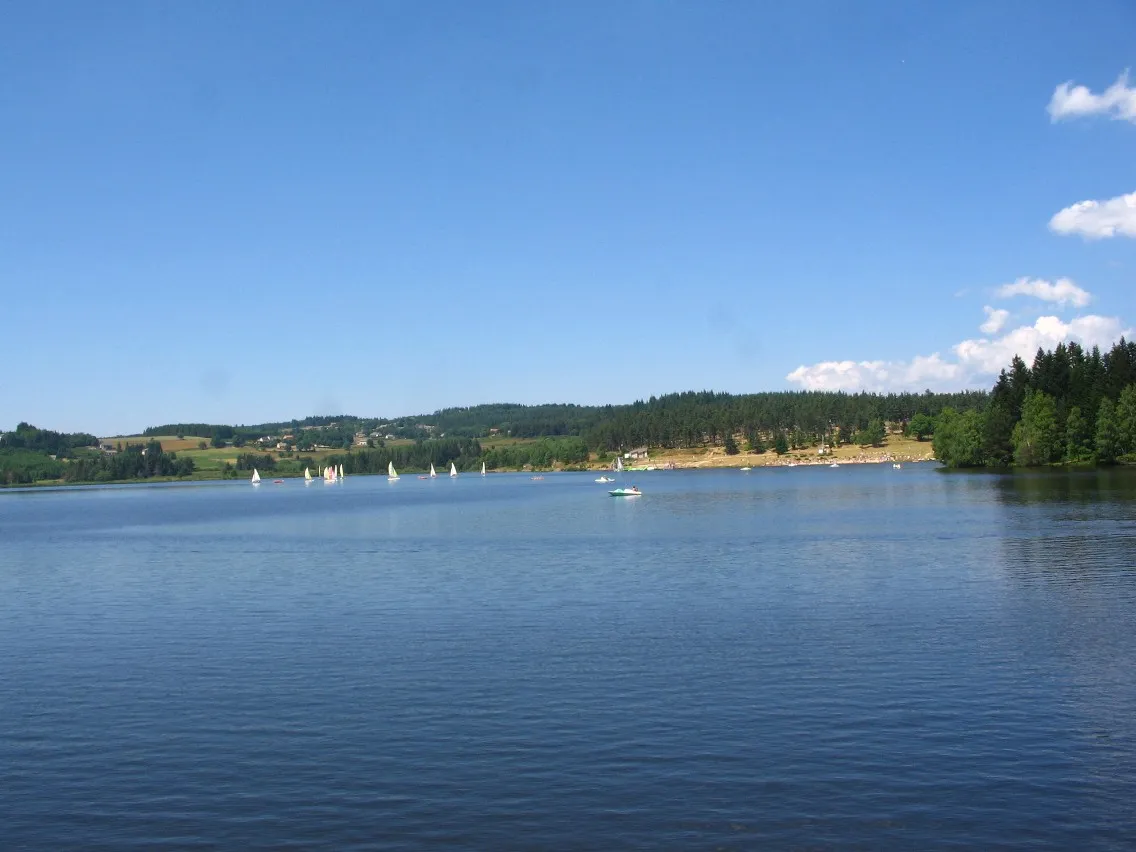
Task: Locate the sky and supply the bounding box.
[2,0,1135,436]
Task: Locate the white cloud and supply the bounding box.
[1049,191,1136,239]
[980,306,1009,334]
[953,314,1127,374]
[1048,70,1136,123]
[785,355,963,393]
[995,277,1091,308]
[786,312,1130,393]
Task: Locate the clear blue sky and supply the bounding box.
[3,1,1135,435]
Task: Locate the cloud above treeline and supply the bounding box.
[980,306,1009,334]
[786,71,1134,394]
[1048,70,1136,123]
[785,280,1130,393]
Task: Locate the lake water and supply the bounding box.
[3,465,1136,849]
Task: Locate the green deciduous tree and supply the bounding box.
[1095,398,1121,464]
[933,407,986,467]
[1012,391,1059,466]
[1064,406,1092,463]
[907,413,935,441]
[1117,384,1136,456]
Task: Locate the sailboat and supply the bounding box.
[450,462,458,478]
[615,456,624,472]
[304,467,312,484]
[324,464,336,483]
[481,462,486,476]
[251,468,261,486]
[338,464,345,480]
[429,463,437,479]
[388,461,400,481]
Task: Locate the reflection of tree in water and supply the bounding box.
[990,468,1136,824]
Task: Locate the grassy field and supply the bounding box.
[479,436,539,450]
[101,434,209,452]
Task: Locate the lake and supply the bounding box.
[3,465,1136,849]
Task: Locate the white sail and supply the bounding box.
[304,467,312,482]
[481,462,486,476]
[429,463,437,478]
[450,462,458,477]
[338,464,344,479]
[388,461,399,480]
[616,456,624,471]
[251,468,261,485]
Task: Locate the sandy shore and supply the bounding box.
[593,437,936,471]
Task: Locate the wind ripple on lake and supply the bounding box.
[3,468,1136,849]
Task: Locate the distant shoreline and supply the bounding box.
[3,455,937,489]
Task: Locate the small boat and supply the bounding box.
[429,463,437,479]
[304,467,312,484]
[615,457,624,472]
[251,468,261,486]
[273,479,284,484]
[338,464,345,480]
[830,462,840,468]
[893,463,902,469]
[531,475,544,481]
[481,462,486,476]
[324,464,336,483]
[450,462,458,478]
[740,467,752,472]
[417,475,429,480]
[608,487,641,497]
[595,475,614,483]
[388,461,400,481]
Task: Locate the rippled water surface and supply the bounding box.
[3,466,1136,849]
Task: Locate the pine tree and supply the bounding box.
[773,432,789,455]
[866,419,886,447]
[723,431,739,455]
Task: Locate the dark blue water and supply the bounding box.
[3,466,1136,849]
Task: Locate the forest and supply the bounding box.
[933,339,1136,467]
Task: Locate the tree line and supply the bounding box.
[481,437,590,470]
[0,422,98,457]
[0,440,196,485]
[61,441,196,482]
[934,339,1136,467]
[325,437,483,475]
